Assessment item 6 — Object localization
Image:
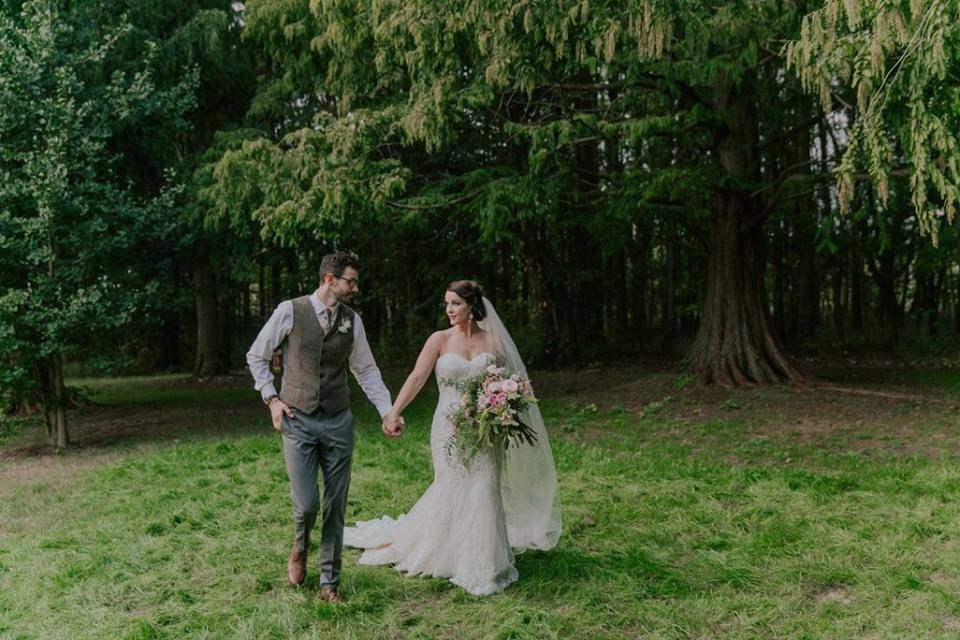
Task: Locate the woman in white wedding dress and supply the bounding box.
[343,280,561,596]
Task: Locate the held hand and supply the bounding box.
[269,397,293,432]
[381,414,405,438]
[391,415,406,437]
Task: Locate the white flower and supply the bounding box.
[338,318,352,334]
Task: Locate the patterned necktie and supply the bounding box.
[322,308,333,334]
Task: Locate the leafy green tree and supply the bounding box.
[0,1,197,446]
[789,0,960,243]
[211,0,826,382]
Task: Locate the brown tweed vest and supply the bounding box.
[279,295,355,415]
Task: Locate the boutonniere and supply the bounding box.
[338,318,352,334]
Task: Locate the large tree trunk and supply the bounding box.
[690,203,804,386]
[194,251,226,377]
[689,81,804,386]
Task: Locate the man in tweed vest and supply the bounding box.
[246,251,403,603]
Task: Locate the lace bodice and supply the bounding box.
[435,351,495,398]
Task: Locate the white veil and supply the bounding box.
[478,298,562,551]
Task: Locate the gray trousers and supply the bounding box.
[281,406,354,588]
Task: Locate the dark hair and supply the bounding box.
[447,280,486,321]
[319,251,360,281]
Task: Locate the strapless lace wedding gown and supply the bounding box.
[343,351,519,596]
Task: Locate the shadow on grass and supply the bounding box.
[514,545,693,599]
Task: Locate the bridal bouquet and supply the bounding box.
[443,363,539,467]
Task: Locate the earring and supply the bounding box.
[469,312,474,320]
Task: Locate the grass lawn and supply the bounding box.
[2,365,960,639]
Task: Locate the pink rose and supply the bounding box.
[501,379,519,394]
[486,381,503,395]
[490,392,507,406]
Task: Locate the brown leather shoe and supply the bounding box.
[318,586,346,604]
[287,545,307,587]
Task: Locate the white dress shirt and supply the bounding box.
[245,291,393,418]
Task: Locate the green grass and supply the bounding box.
[3,376,960,638]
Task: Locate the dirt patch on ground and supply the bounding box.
[812,584,855,606]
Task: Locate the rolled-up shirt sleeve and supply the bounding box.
[246,300,294,404]
[349,314,393,418]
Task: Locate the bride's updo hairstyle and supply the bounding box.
[447,280,487,321]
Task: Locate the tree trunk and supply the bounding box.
[49,354,69,449]
[630,219,652,333]
[797,219,820,339]
[271,259,282,310]
[158,313,180,370]
[689,81,804,386]
[690,203,804,385]
[242,280,251,335]
[219,295,234,370]
[603,96,629,347]
[871,247,901,349]
[610,248,629,344]
[194,251,226,377]
[831,260,845,342]
[258,254,266,319]
[519,219,555,336]
[662,216,679,353]
[794,102,821,340]
[772,219,787,341]
[954,271,960,335]
[930,269,943,337]
[851,249,864,332]
[569,70,603,358]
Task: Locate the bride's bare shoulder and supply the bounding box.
[426,330,450,349]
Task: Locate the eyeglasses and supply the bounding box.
[338,276,359,288]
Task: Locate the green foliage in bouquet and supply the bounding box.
[441,368,538,469]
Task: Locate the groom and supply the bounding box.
[246,250,403,603]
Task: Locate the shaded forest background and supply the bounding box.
[2,0,959,446]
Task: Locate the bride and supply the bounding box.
[343,280,561,596]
